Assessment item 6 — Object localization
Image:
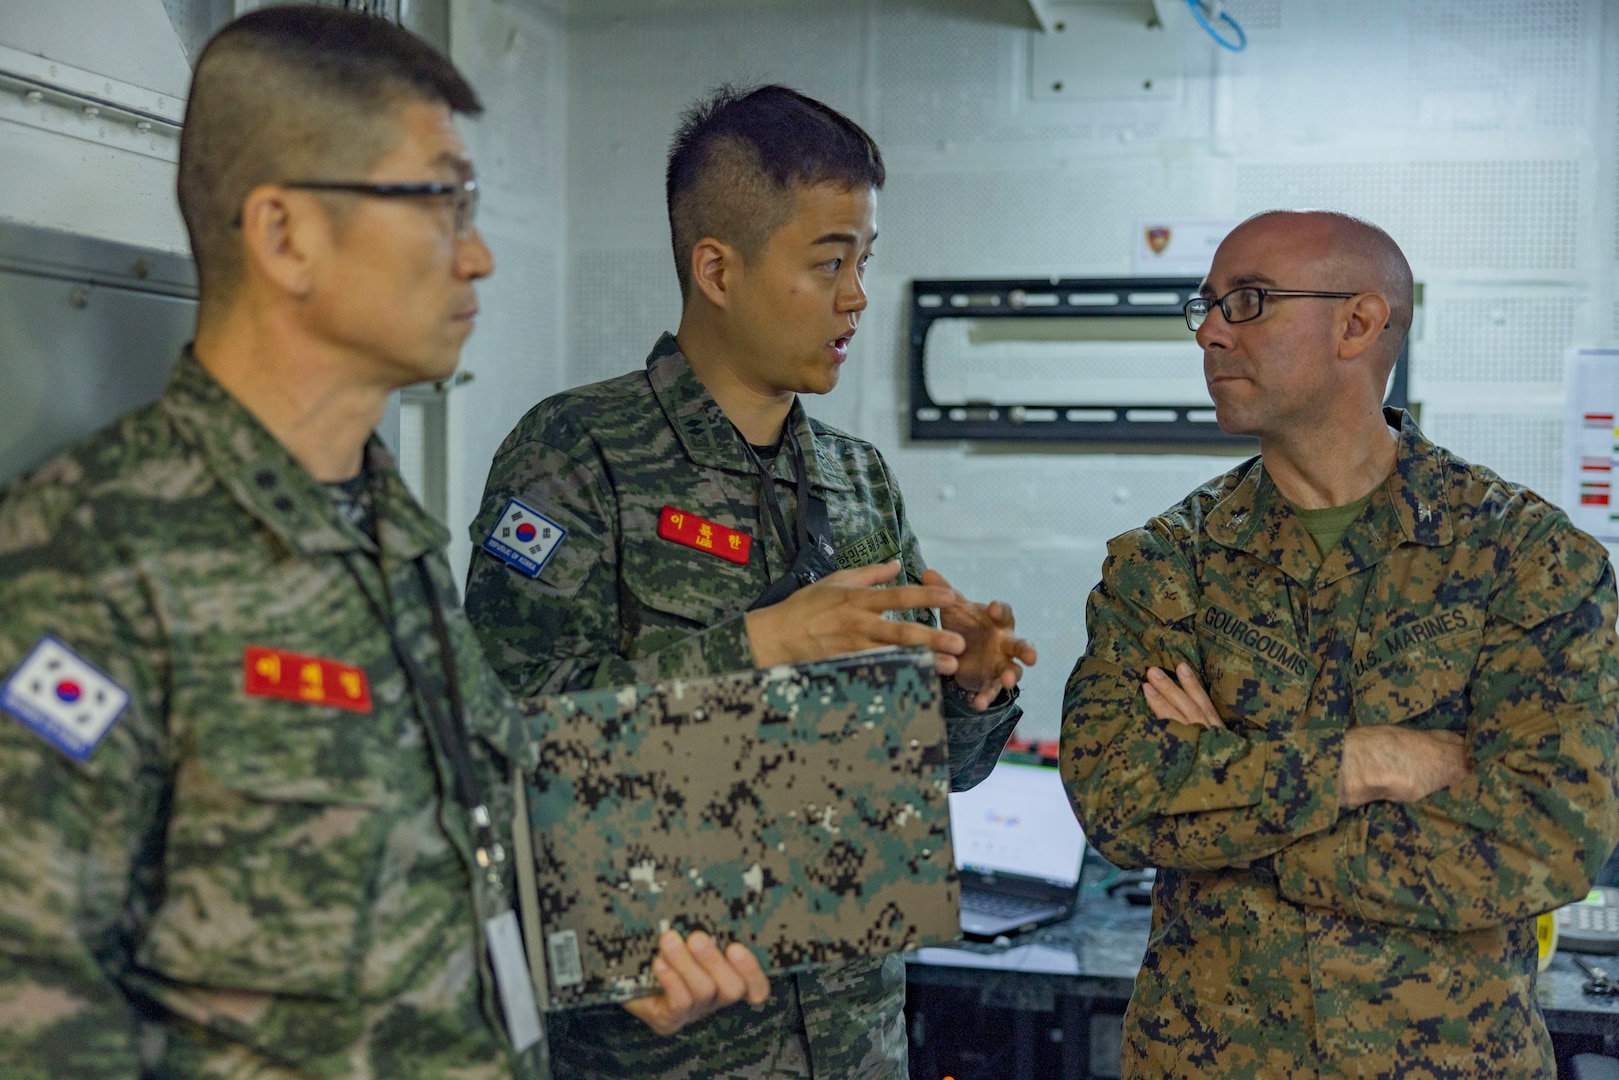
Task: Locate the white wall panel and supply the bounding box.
[449,0,568,580]
[1235,160,1583,274]
[0,0,194,100]
[567,248,681,386]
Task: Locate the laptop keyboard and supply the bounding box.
[961,891,1057,919]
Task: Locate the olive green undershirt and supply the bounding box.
[1291,488,1376,561]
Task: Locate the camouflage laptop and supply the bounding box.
[510,646,960,1010]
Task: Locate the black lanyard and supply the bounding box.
[742,431,812,565]
[343,554,504,885]
[740,425,839,611]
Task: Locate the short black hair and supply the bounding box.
[179,5,482,312]
[665,84,885,299]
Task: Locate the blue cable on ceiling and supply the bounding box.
[1185,0,1248,52]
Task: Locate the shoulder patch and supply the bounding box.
[483,497,568,578]
[1,636,130,760]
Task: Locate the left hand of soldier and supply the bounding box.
[622,929,771,1036]
[1142,662,1225,730]
[924,569,1037,710]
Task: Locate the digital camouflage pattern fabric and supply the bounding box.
[466,334,1020,1079]
[521,646,957,1009]
[0,352,548,1080]
[1063,408,1619,1079]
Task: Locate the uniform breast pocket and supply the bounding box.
[1197,632,1313,734]
[1352,626,1482,731]
[621,534,759,636]
[138,667,393,999]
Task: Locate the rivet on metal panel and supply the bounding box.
[132,260,150,279]
[69,286,90,309]
[82,105,98,118]
[24,90,41,104]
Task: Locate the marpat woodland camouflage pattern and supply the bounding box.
[1063,408,1619,1079]
[466,334,1020,1079]
[520,646,957,1009]
[0,352,547,1079]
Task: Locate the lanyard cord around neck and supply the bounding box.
[741,427,812,565]
[342,555,504,885]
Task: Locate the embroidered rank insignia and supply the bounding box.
[244,646,373,713]
[1,636,131,761]
[658,505,751,565]
[484,497,567,578]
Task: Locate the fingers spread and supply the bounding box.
[873,583,958,614]
[829,560,903,587]
[877,619,965,656]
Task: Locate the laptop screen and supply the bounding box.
[947,761,1086,887]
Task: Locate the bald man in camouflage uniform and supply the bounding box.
[1063,209,1619,1078]
[466,86,1035,1079]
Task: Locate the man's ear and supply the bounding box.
[237,184,323,299]
[689,236,737,310]
[1338,291,1391,361]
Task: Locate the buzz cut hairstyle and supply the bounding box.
[665,84,885,299]
[178,5,482,312]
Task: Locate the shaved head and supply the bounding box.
[1231,210,1413,376]
[666,84,884,300]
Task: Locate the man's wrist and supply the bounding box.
[943,676,1013,710]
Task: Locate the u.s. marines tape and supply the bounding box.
[517,646,960,1008]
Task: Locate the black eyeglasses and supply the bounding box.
[1184,286,1357,331]
[278,179,480,238]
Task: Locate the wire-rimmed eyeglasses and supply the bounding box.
[280,178,480,239]
[1183,287,1357,331]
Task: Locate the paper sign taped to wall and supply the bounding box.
[1563,348,1619,543]
[1132,218,1238,277]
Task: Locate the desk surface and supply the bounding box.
[906,871,1619,1036]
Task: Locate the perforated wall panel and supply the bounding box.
[1418,296,1580,384]
[884,163,1209,277]
[567,249,682,387]
[1421,410,1564,500]
[1235,161,1581,272]
[1222,0,1281,31]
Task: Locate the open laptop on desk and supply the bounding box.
[947,759,1087,939]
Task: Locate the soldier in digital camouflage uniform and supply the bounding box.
[0,9,762,1078]
[465,85,1037,1079]
[1063,209,1619,1078]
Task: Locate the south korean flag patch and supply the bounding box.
[1,636,131,761]
[483,497,567,579]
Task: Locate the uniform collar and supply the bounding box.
[645,333,854,492]
[158,348,449,562]
[1203,408,1451,586]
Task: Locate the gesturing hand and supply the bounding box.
[925,569,1037,710]
[744,560,966,672]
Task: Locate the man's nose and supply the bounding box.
[837,266,867,313]
[1195,305,1232,350]
[458,227,495,280]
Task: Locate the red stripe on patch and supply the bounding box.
[658,506,751,565]
[244,646,372,713]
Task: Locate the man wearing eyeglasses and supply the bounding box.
[0,8,761,1078]
[1063,209,1619,1077]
